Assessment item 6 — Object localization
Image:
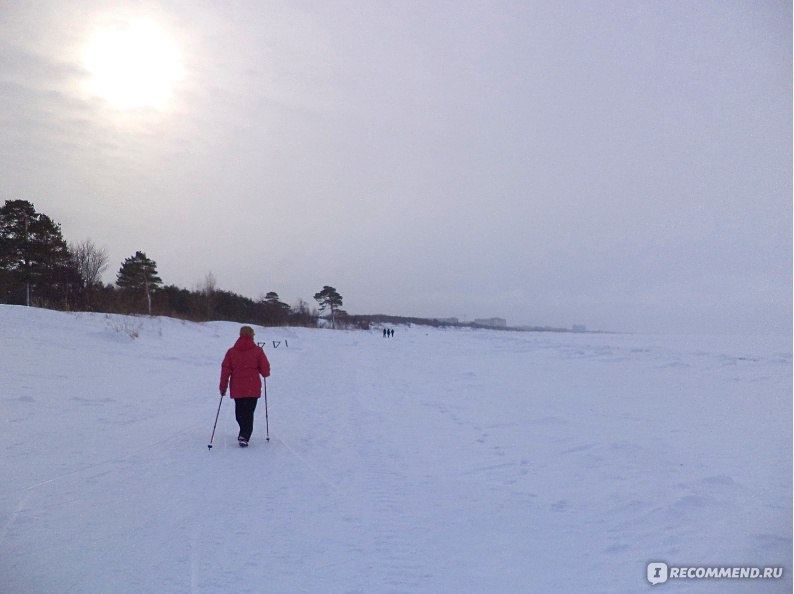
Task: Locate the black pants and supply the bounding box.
[234,397,258,440]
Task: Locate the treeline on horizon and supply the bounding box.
[0,199,579,333]
[0,199,367,328]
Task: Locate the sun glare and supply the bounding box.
[84,21,182,110]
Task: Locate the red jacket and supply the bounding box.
[220,336,271,398]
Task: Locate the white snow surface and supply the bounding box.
[1,305,790,593]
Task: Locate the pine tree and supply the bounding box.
[261,291,290,325]
[116,251,163,314]
[0,200,78,306]
[313,285,343,329]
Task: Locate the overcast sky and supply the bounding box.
[1,1,790,333]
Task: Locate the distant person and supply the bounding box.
[219,326,271,447]
[383,328,387,338]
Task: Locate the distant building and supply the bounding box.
[572,324,586,333]
[434,317,459,325]
[473,317,507,328]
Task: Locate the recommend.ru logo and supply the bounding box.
[647,562,784,586]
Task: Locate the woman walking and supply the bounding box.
[219,326,271,447]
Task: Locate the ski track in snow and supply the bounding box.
[0,306,791,593]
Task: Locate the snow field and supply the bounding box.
[0,305,790,593]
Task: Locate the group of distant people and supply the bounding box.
[382,328,395,338]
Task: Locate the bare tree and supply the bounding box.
[291,298,318,327]
[197,271,217,320]
[70,239,109,288]
[69,239,109,308]
[200,271,217,294]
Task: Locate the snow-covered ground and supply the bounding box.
[1,305,790,593]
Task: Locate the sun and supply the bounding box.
[84,21,183,110]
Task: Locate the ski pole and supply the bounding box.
[208,394,224,450]
[264,378,270,442]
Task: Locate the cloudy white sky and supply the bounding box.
[1,1,790,333]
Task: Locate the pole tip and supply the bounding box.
[207,444,213,450]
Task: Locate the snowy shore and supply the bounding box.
[1,305,790,593]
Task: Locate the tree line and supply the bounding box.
[0,200,358,328]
